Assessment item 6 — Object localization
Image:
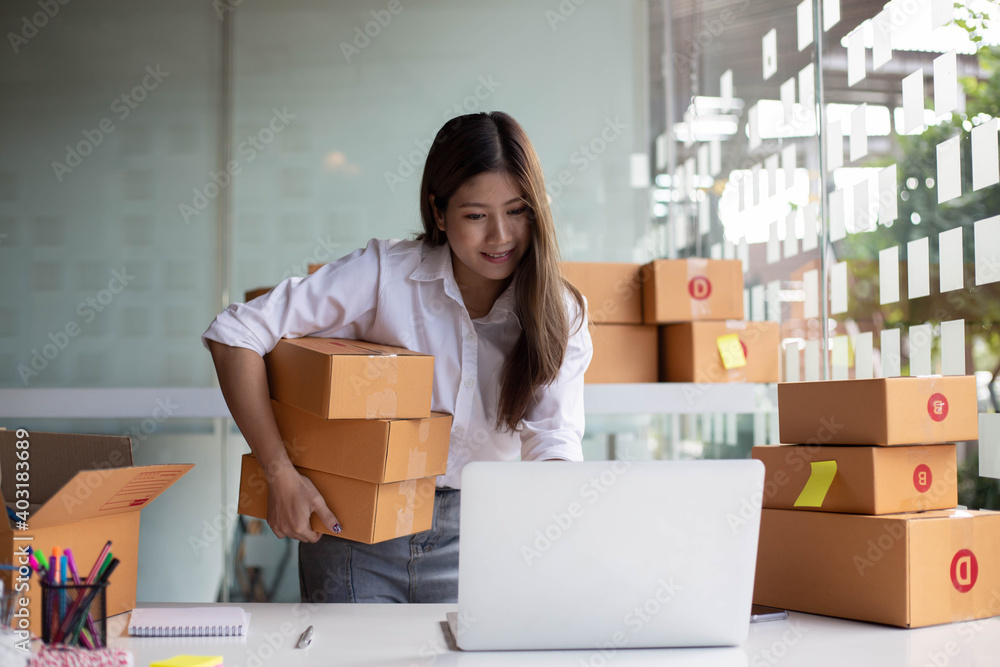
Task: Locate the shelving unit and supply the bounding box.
[0,384,774,419]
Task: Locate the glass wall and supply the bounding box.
[1,0,649,603]
[230,0,649,300]
[0,0,223,389]
[4,0,998,605]
[654,0,1000,507]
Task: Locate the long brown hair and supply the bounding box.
[418,111,585,433]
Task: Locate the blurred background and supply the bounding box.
[0,0,997,603]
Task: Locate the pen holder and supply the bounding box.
[40,582,108,648]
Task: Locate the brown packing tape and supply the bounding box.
[395,479,417,537]
[685,258,712,319]
[418,419,430,443]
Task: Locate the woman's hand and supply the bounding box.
[266,463,341,542]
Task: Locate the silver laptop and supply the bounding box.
[448,459,764,651]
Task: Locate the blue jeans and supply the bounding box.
[298,488,460,603]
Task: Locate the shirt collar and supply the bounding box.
[409,241,517,324]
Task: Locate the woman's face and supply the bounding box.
[433,171,533,290]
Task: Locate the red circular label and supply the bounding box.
[951,549,978,593]
[927,393,949,422]
[913,464,932,493]
[688,276,712,300]
[740,340,748,359]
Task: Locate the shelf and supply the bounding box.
[584,383,763,415]
[0,384,771,419]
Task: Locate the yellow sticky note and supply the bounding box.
[793,460,838,508]
[151,656,223,667]
[717,334,747,369]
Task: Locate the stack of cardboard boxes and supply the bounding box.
[237,338,453,544]
[752,375,1000,627]
[564,259,780,384]
[562,263,653,384]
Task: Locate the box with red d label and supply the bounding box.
[777,376,978,446]
[752,444,957,514]
[640,259,744,324]
[754,508,1000,627]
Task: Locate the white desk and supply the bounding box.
[106,603,1000,666]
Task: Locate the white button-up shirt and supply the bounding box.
[202,238,593,489]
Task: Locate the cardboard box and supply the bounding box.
[272,400,452,484]
[244,287,272,301]
[777,376,978,446]
[585,324,658,384]
[752,444,958,514]
[659,321,779,383]
[0,430,192,636]
[307,263,325,275]
[265,338,434,420]
[754,508,1000,628]
[562,262,644,324]
[640,259,744,324]
[238,454,435,544]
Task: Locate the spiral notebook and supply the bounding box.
[128,607,250,637]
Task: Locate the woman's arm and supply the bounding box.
[201,240,386,540]
[208,340,340,542]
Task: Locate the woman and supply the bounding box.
[203,111,592,603]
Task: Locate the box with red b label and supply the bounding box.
[777,376,978,446]
[754,508,1000,627]
[752,444,957,514]
[639,259,744,324]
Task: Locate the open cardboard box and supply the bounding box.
[754,508,1000,628]
[0,430,192,637]
[265,338,434,420]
